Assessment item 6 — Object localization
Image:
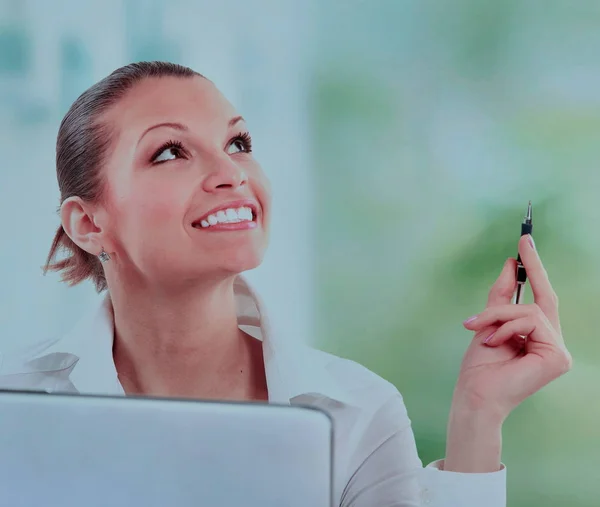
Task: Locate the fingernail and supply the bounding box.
[483,332,495,344]
[463,315,478,325]
[528,235,535,250]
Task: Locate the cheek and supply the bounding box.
[112,179,186,239]
[250,165,272,212]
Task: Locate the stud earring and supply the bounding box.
[98,248,111,263]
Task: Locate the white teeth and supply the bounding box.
[238,207,253,221]
[196,206,255,228]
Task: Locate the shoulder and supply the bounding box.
[3,337,62,360]
[1,294,108,367]
[303,348,418,481]
[303,346,403,411]
[0,337,62,372]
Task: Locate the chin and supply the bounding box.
[201,242,267,278]
[177,232,268,280]
[222,250,265,275]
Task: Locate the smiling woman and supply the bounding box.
[0,61,570,507]
[44,63,271,293]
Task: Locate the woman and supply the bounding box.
[0,62,570,506]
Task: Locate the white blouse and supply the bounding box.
[0,277,505,506]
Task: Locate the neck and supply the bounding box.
[108,274,266,400]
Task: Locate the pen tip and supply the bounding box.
[525,200,532,222]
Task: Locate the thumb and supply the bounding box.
[486,258,517,308]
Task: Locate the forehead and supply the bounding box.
[105,76,238,135]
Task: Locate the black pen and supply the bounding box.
[514,201,533,304]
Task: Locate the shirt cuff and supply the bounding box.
[419,459,506,507]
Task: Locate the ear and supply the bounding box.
[60,197,105,255]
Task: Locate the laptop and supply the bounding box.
[0,390,333,507]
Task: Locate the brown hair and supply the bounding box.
[43,61,203,292]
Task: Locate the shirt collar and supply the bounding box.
[11,276,355,406]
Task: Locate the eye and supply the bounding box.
[226,132,253,155]
[151,140,186,164]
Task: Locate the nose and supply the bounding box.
[202,159,248,192]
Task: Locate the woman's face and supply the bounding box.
[97,76,271,286]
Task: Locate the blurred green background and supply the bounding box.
[0,1,597,505]
[313,2,599,506]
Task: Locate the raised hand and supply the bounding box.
[444,234,571,472]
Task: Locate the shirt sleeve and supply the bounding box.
[339,394,506,507]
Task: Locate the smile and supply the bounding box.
[192,206,257,230]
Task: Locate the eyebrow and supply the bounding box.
[138,122,188,145]
[229,115,245,127]
[138,116,246,145]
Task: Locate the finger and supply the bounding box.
[518,342,573,382]
[488,318,572,389]
[463,303,563,346]
[518,235,560,328]
[492,314,573,383]
[470,325,499,346]
[482,317,542,347]
[486,258,518,308]
[464,304,535,330]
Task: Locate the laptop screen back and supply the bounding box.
[0,391,333,507]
